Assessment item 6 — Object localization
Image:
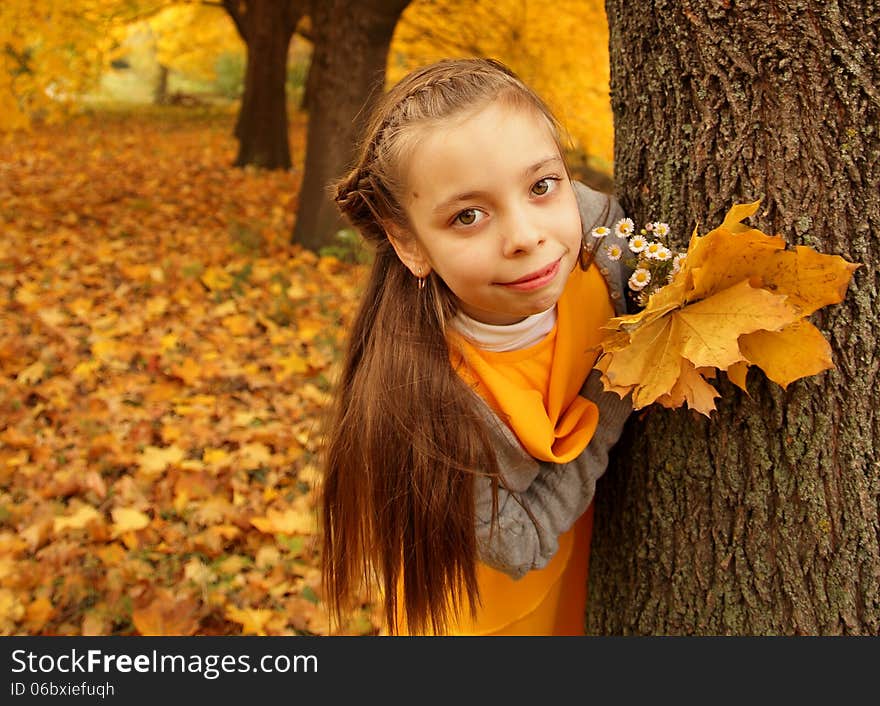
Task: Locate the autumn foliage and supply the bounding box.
[0,108,379,635]
[0,0,623,637]
[391,0,613,164]
[596,202,860,416]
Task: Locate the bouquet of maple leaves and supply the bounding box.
[594,201,860,416]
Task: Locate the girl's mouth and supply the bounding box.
[499,259,561,291]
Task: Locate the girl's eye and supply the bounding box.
[531,177,559,196]
[454,209,482,226]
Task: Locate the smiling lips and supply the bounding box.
[499,259,561,291]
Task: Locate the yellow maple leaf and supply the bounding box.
[21,519,53,553]
[0,588,24,635]
[132,593,200,636]
[597,201,859,416]
[674,280,800,369]
[146,296,170,318]
[685,229,787,303]
[121,263,154,282]
[111,508,151,537]
[655,361,720,417]
[726,361,751,394]
[255,545,282,569]
[169,356,202,386]
[24,597,55,632]
[183,558,215,586]
[138,445,186,475]
[16,361,46,385]
[81,610,111,637]
[95,543,128,567]
[738,320,834,389]
[14,286,38,308]
[0,428,33,448]
[221,314,253,337]
[192,496,233,526]
[238,442,272,467]
[687,231,857,316]
[202,447,231,469]
[200,266,234,291]
[618,278,689,333]
[211,300,238,318]
[225,606,274,636]
[275,352,309,381]
[251,507,316,536]
[53,503,102,534]
[763,246,860,316]
[592,355,633,399]
[192,525,241,554]
[598,316,682,410]
[160,332,179,352]
[72,359,101,380]
[91,338,125,364]
[38,307,68,327]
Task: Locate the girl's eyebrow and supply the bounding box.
[431,155,563,215]
[526,155,564,175]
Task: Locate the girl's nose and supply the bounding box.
[501,211,545,256]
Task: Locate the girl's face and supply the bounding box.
[389,99,582,326]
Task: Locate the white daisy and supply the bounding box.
[614,218,635,238]
[591,226,610,239]
[644,241,663,259]
[628,234,648,253]
[605,243,623,261]
[628,268,652,291]
[654,246,672,261]
[652,222,670,237]
[671,252,686,274]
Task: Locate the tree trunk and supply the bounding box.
[300,48,316,113]
[588,0,879,635]
[153,64,169,105]
[224,0,304,169]
[292,0,411,251]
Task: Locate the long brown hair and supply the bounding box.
[320,58,589,635]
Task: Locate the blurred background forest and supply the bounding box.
[0,0,613,635]
[1,1,613,170]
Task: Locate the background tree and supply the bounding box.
[222,0,306,169]
[588,0,879,635]
[291,0,411,251]
[148,4,242,105]
[391,0,613,179]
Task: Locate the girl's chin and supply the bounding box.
[462,298,561,326]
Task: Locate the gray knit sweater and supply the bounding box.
[472,181,633,579]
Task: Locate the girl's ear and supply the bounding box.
[385,223,433,278]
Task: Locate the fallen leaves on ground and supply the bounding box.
[596,201,859,416]
[0,106,380,635]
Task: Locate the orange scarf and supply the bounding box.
[449,264,614,461]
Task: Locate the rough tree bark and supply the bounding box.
[588,0,879,635]
[223,0,305,169]
[291,0,411,251]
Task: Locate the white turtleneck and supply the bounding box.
[450,306,557,352]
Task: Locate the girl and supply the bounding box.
[320,58,632,635]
